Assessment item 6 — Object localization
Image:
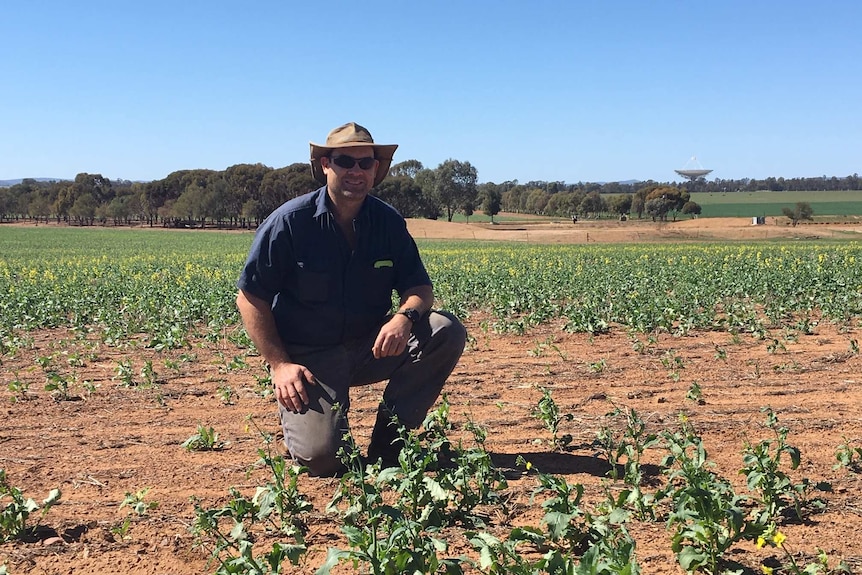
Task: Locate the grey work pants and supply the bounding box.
[278,310,466,476]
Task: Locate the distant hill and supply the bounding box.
[588,179,642,186]
[0,177,67,187]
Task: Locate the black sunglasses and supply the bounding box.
[331,155,376,170]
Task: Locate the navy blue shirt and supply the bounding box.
[237,186,432,347]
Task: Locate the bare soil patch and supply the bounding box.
[407,216,862,243]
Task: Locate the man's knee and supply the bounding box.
[430,311,467,356]
[285,436,344,477]
[281,409,347,477]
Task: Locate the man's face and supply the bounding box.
[321,146,378,203]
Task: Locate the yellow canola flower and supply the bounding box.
[756,536,766,549]
[761,566,774,575]
[773,531,786,548]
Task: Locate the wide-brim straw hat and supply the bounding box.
[309,122,398,188]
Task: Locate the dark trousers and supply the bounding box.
[278,310,466,476]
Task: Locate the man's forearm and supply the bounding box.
[398,284,434,315]
[236,289,292,367]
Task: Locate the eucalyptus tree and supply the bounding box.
[608,193,633,217]
[432,159,478,222]
[578,191,607,218]
[414,168,441,219]
[781,202,814,226]
[374,175,424,217]
[644,186,689,222]
[55,173,113,220]
[477,182,502,222]
[225,163,270,226]
[389,159,424,179]
[257,163,317,220]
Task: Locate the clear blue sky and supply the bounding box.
[2,1,860,185]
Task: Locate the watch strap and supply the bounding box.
[398,308,421,323]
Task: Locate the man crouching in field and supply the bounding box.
[235,122,466,477]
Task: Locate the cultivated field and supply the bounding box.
[2,220,862,575]
[689,190,862,219]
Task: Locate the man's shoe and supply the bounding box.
[367,407,405,468]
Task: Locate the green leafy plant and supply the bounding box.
[321,430,462,575]
[466,529,540,574]
[595,405,659,485]
[120,487,158,516]
[429,403,508,526]
[588,358,608,373]
[628,330,657,355]
[81,379,99,397]
[190,489,308,575]
[115,360,135,387]
[528,336,566,359]
[581,510,643,575]
[182,425,225,451]
[834,437,862,473]
[531,386,573,451]
[140,360,158,387]
[685,381,704,404]
[467,497,641,575]
[0,469,62,542]
[530,463,589,551]
[44,370,73,401]
[216,385,235,405]
[661,350,685,381]
[658,417,764,574]
[321,398,508,574]
[254,373,274,399]
[110,516,132,540]
[7,373,30,402]
[741,408,830,523]
[65,351,85,368]
[246,417,313,536]
[189,426,310,575]
[594,406,660,521]
[766,338,787,354]
[222,355,248,372]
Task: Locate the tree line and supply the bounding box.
[1,162,858,227]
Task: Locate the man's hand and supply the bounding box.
[372,314,412,359]
[272,362,317,413]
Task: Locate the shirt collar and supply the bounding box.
[312,186,329,219]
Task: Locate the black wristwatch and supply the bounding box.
[398,308,422,323]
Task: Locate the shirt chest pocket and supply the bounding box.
[364,259,396,295]
[293,265,330,303]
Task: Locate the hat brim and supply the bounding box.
[310,142,398,188]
